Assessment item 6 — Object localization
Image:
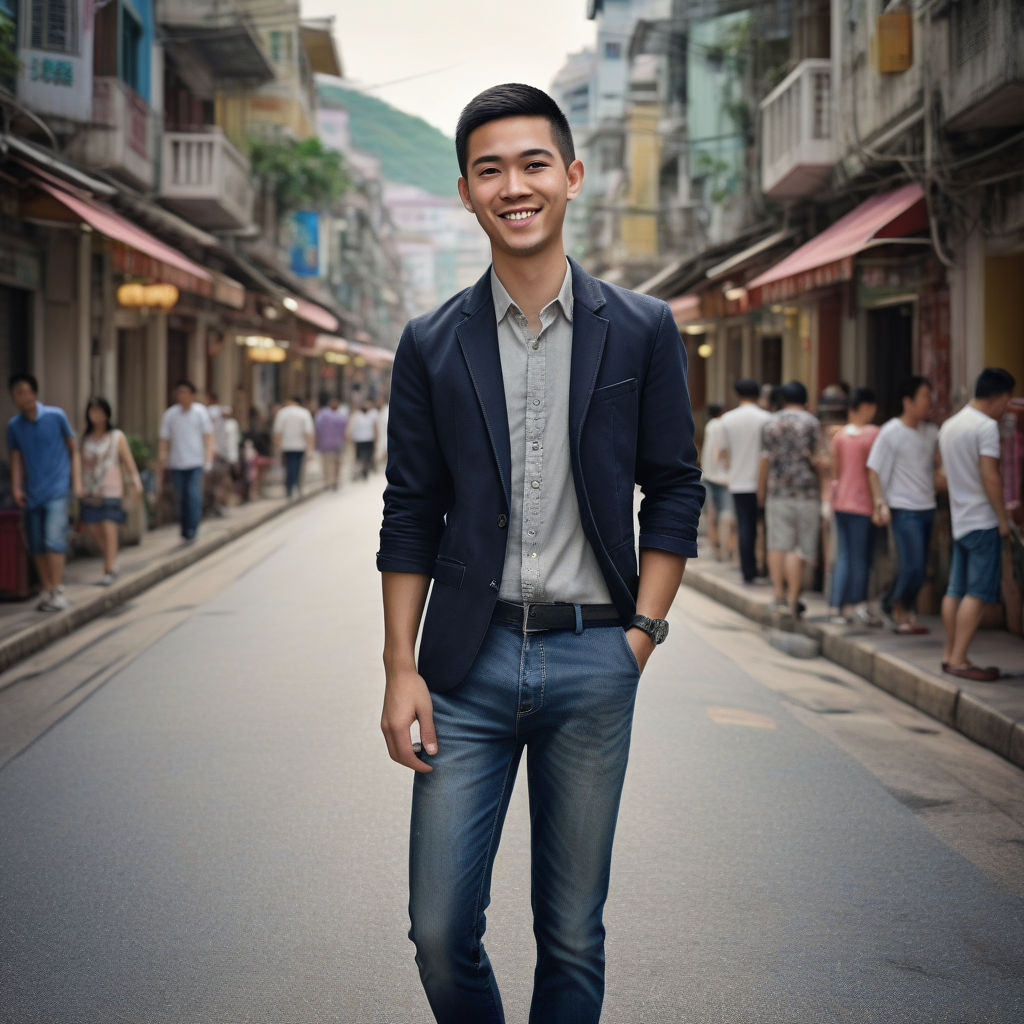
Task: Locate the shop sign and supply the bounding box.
[858,261,922,307]
[28,56,74,86]
[288,211,320,277]
[0,247,41,290]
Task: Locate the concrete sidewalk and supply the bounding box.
[684,548,1024,770]
[0,462,347,678]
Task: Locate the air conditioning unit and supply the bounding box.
[872,11,913,73]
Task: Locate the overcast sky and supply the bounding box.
[301,1,597,137]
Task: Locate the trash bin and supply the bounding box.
[0,507,29,599]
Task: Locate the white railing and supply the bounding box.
[161,128,254,229]
[760,59,835,198]
[76,77,155,188]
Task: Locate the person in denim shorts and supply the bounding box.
[939,368,1016,681]
[6,373,81,612]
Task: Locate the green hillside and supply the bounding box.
[316,79,458,197]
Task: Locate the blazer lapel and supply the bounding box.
[568,260,610,445]
[456,278,512,510]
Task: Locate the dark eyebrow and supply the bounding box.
[471,148,556,168]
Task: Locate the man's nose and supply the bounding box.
[501,169,531,199]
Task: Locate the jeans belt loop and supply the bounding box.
[574,603,584,635]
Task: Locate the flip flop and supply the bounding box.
[894,623,930,635]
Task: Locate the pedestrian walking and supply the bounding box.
[215,404,242,503]
[349,402,378,480]
[314,396,348,491]
[158,380,213,543]
[377,83,703,1024]
[939,368,1016,681]
[716,378,771,583]
[867,375,940,634]
[272,396,314,499]
[827,387,883,625]
[701,403,735,561]
[79,397,143,586]
[6,373,80,611]
[757,380,822,622]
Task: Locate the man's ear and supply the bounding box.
[566,159,584,201]
[457,177,474,213]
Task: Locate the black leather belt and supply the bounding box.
[492,599,622,632]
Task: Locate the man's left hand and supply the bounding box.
[626,627,655,674]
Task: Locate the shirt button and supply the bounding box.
[529,552,538,559]
[489,579,499,591]
[528,529,536,537]
[532,340,540,350]
[497,514,507,528]
[532,442,540,450]
[532,399,540,406]
[531,480,540,489]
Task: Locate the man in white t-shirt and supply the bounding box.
[158,380,214,542]
[867,375,940,634]
[701,404,735,561]
[716,378,771,583]
[273,396,315,498]
[349,401,379,481]
[938,368,1015,682]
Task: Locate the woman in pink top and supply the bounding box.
[829,388,882,624]
[80,397,143,586]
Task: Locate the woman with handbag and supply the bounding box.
[80,397,143,586]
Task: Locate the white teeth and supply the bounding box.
[503,210,536,221]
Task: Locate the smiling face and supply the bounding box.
[457,115,583,263]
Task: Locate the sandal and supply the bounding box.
[893,622,930,635]
[944,664,1000,682]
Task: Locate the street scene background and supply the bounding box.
[2,0,1024,1021]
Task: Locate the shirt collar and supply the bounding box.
[490,260,574,326]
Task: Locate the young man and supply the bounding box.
[6,373,81,611]
[716,378,771,583]
[349,401,378,480]
[701,403,735,561]
[867,375,940,634]
[757,380,822,622]
[314,396,348,491]
[272,396,314,499]
[376,84,703,1024]
[938,368,1015,681]
[158,380,213,542]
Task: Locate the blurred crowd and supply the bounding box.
[701,368,1019,682]
[4,373,388,611]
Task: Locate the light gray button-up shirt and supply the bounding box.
[491,263,612,605]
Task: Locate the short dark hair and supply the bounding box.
[734,378,760,400]
[8,372,38,394]
[850,387,877,410]
[174,379,196,394]
[781,380,808,406]
[291,395,304,404]
[706,403,723,419]
[975,367,1015,400]
[899,375,930,403]
[455,83,575,178]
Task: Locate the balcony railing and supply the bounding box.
[945,0,1024,130]
[760,59,835,199]
[67,77,156,189]
[161,128,255,230]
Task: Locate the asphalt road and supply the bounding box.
[1,478,1023,1023]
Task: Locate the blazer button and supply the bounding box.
[489,579,499,591]
[497,514,508,529]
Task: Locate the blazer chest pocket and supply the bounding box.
[592,377,638,403]
[432,556,466,590]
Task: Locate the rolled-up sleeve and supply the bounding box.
[636,304,705,558]
[376,323,453,574]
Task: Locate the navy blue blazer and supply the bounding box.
[377,258,704,693]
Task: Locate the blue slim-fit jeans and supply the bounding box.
[409,621,641,1024]
[887,507,934,612]
[170,467,203,539]
[830,511,874,608]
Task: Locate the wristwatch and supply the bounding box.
[629,614,669,645]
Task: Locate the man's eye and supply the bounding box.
[526,162,548,170]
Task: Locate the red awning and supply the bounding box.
[293,297,338,333]
[36,181,218,298]
[747,183,927,305]
[669,293,701,324]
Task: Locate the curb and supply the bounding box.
[683,569,1024,770]
[0,487,325,681]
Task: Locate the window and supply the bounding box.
[269,29,293,67]
[120,8,142,91]
[604,41,622,59]
[28,0,77,54]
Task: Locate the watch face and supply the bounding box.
[652,620,669,644]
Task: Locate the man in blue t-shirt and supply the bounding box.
[6,373,81,612]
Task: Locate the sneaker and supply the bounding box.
[39,592,69,612]
[852,606,884,628]
[828,614,851,625]
[97,570,118,587]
